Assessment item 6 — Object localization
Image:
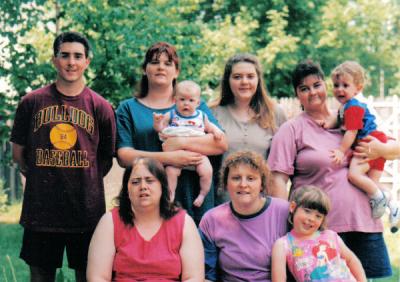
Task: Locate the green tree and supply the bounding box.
[316,0,400,96]
[2,0,400,153]
[198,7,259,91]
[257,6,300,98]
[195,0,327,97]
[0,1,52,165]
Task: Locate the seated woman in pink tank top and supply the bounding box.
[87,157,204,281]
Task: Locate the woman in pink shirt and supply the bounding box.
[267,60,392,279]
[87,157,204,281]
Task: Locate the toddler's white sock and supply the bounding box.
[370,189,384,200]
[388,199,399,214]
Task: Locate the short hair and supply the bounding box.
[137,42,180,98]
[292,59,325,95]
[289,185,331,231]
[174,80,201,98]
[211,53,277,130]
[53,31,91,58]
[219,151,270,194]
[116,157,179,227]
[331,61,365,88]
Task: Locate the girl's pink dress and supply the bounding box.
[283,229,356,282]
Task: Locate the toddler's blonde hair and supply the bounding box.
[331,61,366,88]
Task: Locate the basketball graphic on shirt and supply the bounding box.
[50,123,77,150]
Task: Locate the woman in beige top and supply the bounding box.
[209,53,286,203]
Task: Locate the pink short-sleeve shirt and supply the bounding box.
[267,112,382,233]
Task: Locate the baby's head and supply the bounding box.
[174,80,201,117]
[289,185,331,232]
[331,61,365,105]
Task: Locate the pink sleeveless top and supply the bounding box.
[284,230,356,282]
[112,208,185,281]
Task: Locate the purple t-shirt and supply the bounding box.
[267,112,382,233]
[10,84,116,232]
[199,198,289,281]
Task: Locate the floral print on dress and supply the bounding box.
[285,230,356,282]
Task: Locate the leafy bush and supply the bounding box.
[0,178,9,213]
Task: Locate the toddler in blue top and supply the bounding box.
[322,61,398,231]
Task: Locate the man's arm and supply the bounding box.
[12,143,28,176]
[98,105,117,176]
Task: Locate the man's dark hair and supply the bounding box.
[53,31,91,58]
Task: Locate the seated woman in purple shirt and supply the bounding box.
[199,151,289,282]
[267,60,392,279]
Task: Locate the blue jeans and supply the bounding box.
[339,232,392,279]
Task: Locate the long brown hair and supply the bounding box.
[210,53,277,130]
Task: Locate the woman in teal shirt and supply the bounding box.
[116,42,227,222]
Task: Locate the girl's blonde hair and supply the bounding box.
[331,60,366,88]
[289,185,331,231]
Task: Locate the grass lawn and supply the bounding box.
[0,204,76,282]
[1,203,399,281]
[0,223,75,282]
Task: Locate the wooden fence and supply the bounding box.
[1,95,399,202]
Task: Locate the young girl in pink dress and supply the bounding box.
[271,185,367,282]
